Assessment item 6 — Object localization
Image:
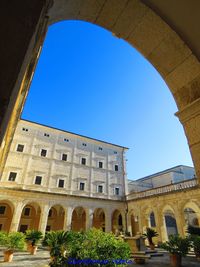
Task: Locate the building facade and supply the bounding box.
[0,119,128,233]
[0,119,199,243]
[128,165,196,193]
[1,119,128,200]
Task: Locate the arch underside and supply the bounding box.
[1,0,200,184]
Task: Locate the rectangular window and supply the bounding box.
[0,206,6,215]
[115,187,120,195]
[24,208,30,216]
[48,209,52,217]
[19,225,28,233]
[0,224,2,231]
[115,165,119,171]
[58,179,64,188]
[40,149,47,157]
[46,225,51,232]
[8,172,17,181]
[99,161,103,169]
[81,158,86,165]
[98,185,103,193]
[35,176,42,185]
[16,144,24,152]
[80,182,85,191]
[62,154,67,161]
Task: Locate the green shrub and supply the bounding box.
[0,232,26,252]
[44,229,131,267]
[0,231,8,246]
[161,235,191,256]
[66,228,130,266]
[25,229,43,246]
[43,231,70,266]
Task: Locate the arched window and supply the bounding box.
[150,212,156,227]
[118,214,123,226]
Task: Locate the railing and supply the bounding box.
[127,178,198,200]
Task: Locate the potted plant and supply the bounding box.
[25,229,43,255]
[0,232,25,262]
[43,231,69,266]
[143,227,158,250]
[161,235,191,267]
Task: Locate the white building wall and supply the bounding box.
[1,120,128,200]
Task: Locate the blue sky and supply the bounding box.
[22,20,193,180]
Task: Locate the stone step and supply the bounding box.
[150,253,164,257]
[145,249,158,254]
[131,251,147,255]
[131,254,151,259]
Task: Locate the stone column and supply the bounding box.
[127,214,132,235]
[10,201,23,232]
[38,204,49,234]
[122,212,126,233]
[105,210,112,232]
[138,209,144,234]
[173,206,185,237]
[85,208,94,230]
[63,207,73,231]
[154,208,163,243]
[176,98,200,184]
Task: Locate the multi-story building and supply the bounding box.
[0,119,199,244]
[1,119,128,200]
[128,165,196,193]
[0,119,128,233]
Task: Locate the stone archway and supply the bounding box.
[1,1,200,184]
[163,209,178,240]
[130,212,139,237]
[0,200,14,232]
[183,201,200,228]
[184,208,199,227]
[71,206,86,232]
[46,205,65,231]
[112,209,123,234]
[149,211,156,228]
[92,208,105,232]
[19,202,41,232]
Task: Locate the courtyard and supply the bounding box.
[0,248,199,267]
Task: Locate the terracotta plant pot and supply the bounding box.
[30,245,38,255]
[134,258,145,264]
[26,242,32,252]
[4,250,14,262]
[149,243,155,250]
[170,254,182,267]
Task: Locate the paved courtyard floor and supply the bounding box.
[0,249,199,266]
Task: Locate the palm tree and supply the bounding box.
[143,227,158,250]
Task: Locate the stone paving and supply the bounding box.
[0,248,50,267]
[0,249,199,267]
[130,253,200,267]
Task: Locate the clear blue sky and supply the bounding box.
[22,20,193,180]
